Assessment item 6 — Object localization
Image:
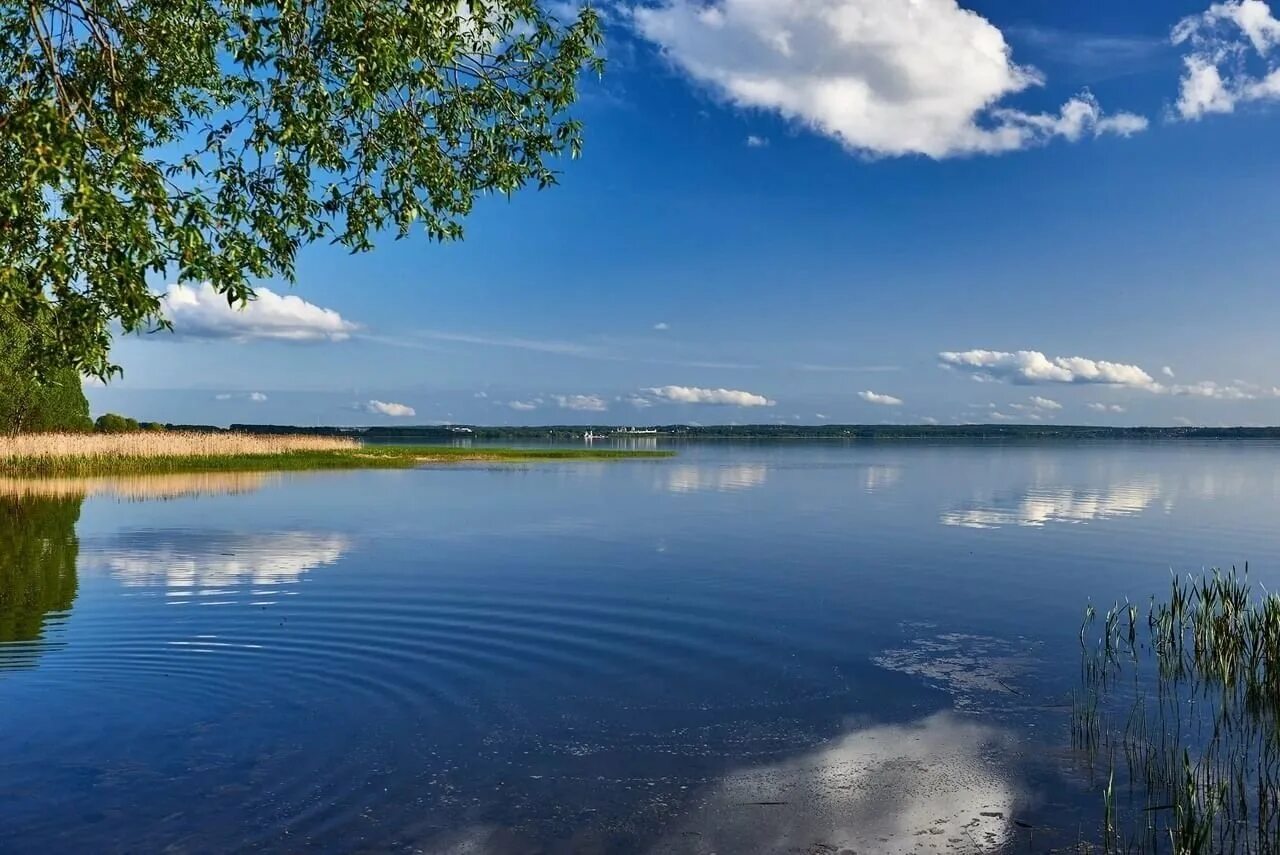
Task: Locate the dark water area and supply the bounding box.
[2,442,1279,853]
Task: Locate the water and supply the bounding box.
[2,442,1279,853]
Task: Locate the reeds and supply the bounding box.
[1074,566,1280,853]
[0,434,674,477]
[0,432,358,461]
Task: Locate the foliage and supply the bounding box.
[94,412,140,433]
[0,494,80,644]
[0,309,91,435]
[0,1,604,380]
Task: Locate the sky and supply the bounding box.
[87,0,1280,428]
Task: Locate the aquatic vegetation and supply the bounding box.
[1074,567,1280,852]
[0,433,673,476]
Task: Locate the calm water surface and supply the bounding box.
[3,442,1280,853]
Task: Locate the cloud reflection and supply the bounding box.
[650,712,1018,853]
[941,481,1161,529]
[663,464,768,494]
[861,464,903,493]
[84,531,349,589]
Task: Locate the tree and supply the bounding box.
[94,412,139,433]
[0,309,92,435]
[0,1,604,380]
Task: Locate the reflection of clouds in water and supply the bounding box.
[861,464,902,493]
[651,712,1017,854]
[941,481,1161,529]
[0,472,276,502]
[664,464,768,494]
[84,531,349,588]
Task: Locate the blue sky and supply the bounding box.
[88,0,1280,427]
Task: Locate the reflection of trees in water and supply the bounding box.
[0,494,81,643]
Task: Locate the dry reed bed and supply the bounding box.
[0,432,359,461]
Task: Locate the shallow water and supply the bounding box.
[3,441,1279,853]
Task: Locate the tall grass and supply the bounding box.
[1073,567,1280,853]
[0,432,358,460]
[0,433,673,476]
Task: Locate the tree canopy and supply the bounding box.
[94,412,139,433]
[0,1,604,380]
[0,309,91,435]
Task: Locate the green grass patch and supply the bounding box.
[0,445,675,478]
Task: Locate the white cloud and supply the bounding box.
[363,400,416,417]
[632,0,1146,159]
[248,392,268,402]
[508,400,539,411]
[653,322,671,331]
[646,385,776,407]
[859,390,904,406]
[745,134,769,147]
[1029,396,1062,410]
[554,394,609,412]
[1173,0,1280,119]
[1173,416,1195,426]
[1162,365,1176,378]
[159,283,357,342]
[473,391,488,399]
[1087,403,1126,413]
[625,395,655,409]
[215,391,268,403]
[815,413,830,420]
[1169,380,1261,400]
[920,416,940,425]
[939,349,1158,389]
[214,393,233,401]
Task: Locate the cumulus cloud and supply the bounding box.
[214,391,268,402]
[1029,396,1062,410]
[508,400,539,411]
[653,322,671,331]
[159,283,357,342]
[248,392,268,402]
[939,349,1158,389]
[859,390,904,406]
[631,0,1146,159]
[363,400,416,417]
[1172,0,1280,119]
[1169,380,1264,400]
[1163,365,1176,378]
[554,394,609,412]
[1088,403,1127,413]
[745,134,769,147]
[646,385,776,407]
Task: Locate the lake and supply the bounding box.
[3,441,1279,853]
